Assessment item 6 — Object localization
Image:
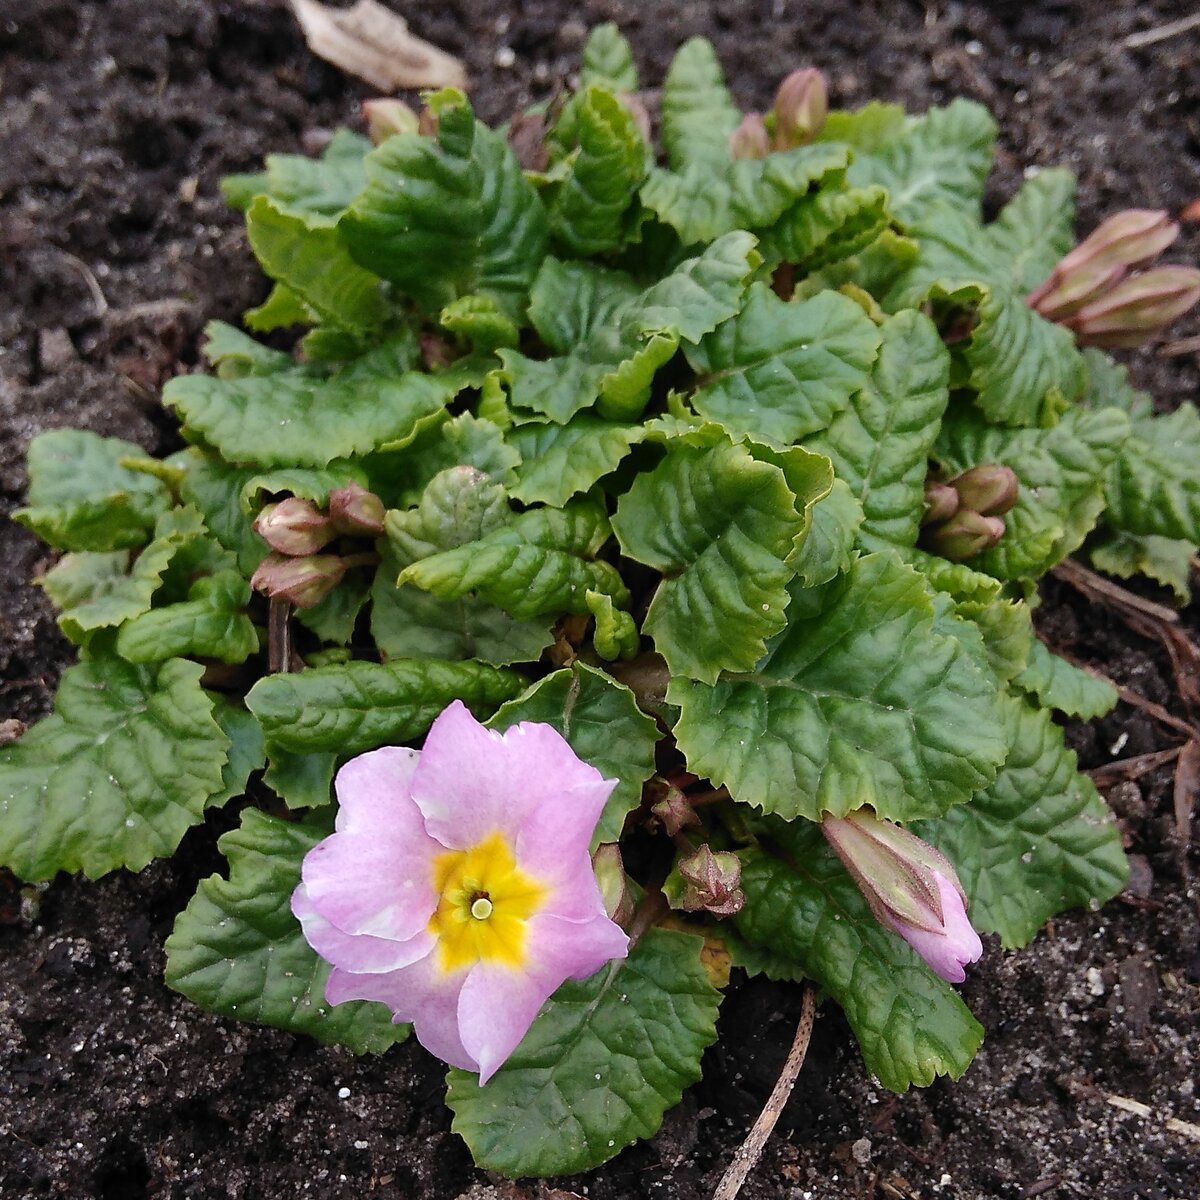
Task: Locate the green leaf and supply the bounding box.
[507,415,644,506]
[245,659,524,756]
[790,477,864,587]
[1090,530,1194,606]
[164,336,453,468]
[238,461,368,515]
[341,91,547,321]
[733,818,983,1091]
[586,589,640,662]
[202,320,294,375]
[246,196,387,333]
[294,570,371,646]
[16,429,171,552]
[489,663,659,846]
[116,570,258,665]
[669,552,1006,822]
[263,743,336,810]
[659,37,740,170]
[446,928,720,1177]
[439,294,520,352]
[207,702,266,810]
[179,454,266,576]
[614,439,833,683]
[687,283,883,445]
[0,657,229,881]
[545,86,647,256]
[846,99,996,223]
[985,168,1076,293]
[818,102,907,152]
[244,282,313,333]
[805,309,950,550]
[1013,638,1119,720]
[641,143,849,246]
[229,129,372,220]
[579,22,638,92]
[399,501,627,620]
[759,185,891,272]
[934,403,1131,580]
[917,698,1128,949]
[164,809,407,1053]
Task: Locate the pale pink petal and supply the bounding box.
[302,747,443,940]
[457,911,629,1084]
[884,871,983,984]
[293,883,435,974]
[512,763,616,887]
[325,952,477,1074]
[411,702,612,852]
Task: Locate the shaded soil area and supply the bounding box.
[1,2,1199,1197]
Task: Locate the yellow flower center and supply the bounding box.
[427,832,547,974]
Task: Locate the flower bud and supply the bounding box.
[619,92,653,148]
[729,112,770,160]
[947,464,1019,517]
[328,482,386,537]
[591,843,634,927]
[253,498,335,556]
[921,482,960,527]
[822,809,982,983]
[250,552,346,609]
[677,845,745,917]
[772,68,828,150]
[1065,266,1200,349]
[362,98,419,144]
[650,785,702,836]
[923,509,1005,562]
[1028,210,1179,320]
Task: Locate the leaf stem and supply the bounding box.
[268,597,294,674]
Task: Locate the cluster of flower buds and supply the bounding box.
[730,67,828,160]
[250,482,385,609]
[822,809,983,983]
[1027,209,1200,349]
[919,464,1018,562]
[676,844,745,917]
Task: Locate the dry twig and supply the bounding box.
[1052,559,1179,626]
[1123,14,1200,50]
[268,597,294,675]
[712,988,816,1200]
[1087,745,1181,787]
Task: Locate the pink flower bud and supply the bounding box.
[772,68,828,150]
[922,509,1005,562]
[677,845,745,917]
[328,482,386,537]
[822,810,983,983]
[650,785,702,836]
[253,498,335,556]
[921,482,960,527]
[947,464,1019,517]
[362,98,419,144]
[591,843,634,927]
[250,552,346,608]
[1065,266,1200,349]
[619,92,653,148]
[729,112,770,160]
[1028,210,1179,320]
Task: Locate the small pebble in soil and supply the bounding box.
[337,1086,350,1099]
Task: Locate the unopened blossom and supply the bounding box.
[946,464,1019,518]
[328,481,386,537]
[292,701,629,1084]
[822,809,982,983]
[250,552,346,607]
[362,97,419,144]
[676,844,744,917]
[771,67,828,149]
[253,497,335,556]
[921,508,1006,562]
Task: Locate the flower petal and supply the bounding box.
[293,883,435,974]
[884,871,984,983]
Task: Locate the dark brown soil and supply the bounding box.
[2,2,1199,1198]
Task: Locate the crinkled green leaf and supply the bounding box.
[805,310,949,550]
[669,552,1006,821]
[984,168,1076,293]
[759,185,891,272]
[585,589,640,662]
[0,657,229,881]
[116,570,258,665]
[1090,530,1194,606]
[917,697,1127,949]
[1013,638,1119,720]
[164,335,453,468]
[207,702,266,811]
[439,294,520,352]
[399,501,627,620]
[846,99,996,223]
[489,663,658,846]
[263,743,336,810]
[16,429,171,552]
[613,439,832,683]
[659,37,740,170]
[179,454,266,576]
[238,461,367,515]
[446,928,720,1177]
[203,320,294,375]
[508,415,645,506]
[935,403,1131,580]
[642,143,849,246]
[579,22,638,92]
[165,809,407,1053]
[687,283,883,445]
[733,818,983,1092]
[341,91,547,320]
[818,102,907,152]
[294,569,371,646]
[245,659,524,756]
[790,477,864,587]
[244,282,313,333]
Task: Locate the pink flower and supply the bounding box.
[822,809,983,984]
[291,701,630,1083]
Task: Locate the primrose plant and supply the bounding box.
[5,24,1200,1179]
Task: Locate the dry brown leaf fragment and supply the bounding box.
[290,0,467,92]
